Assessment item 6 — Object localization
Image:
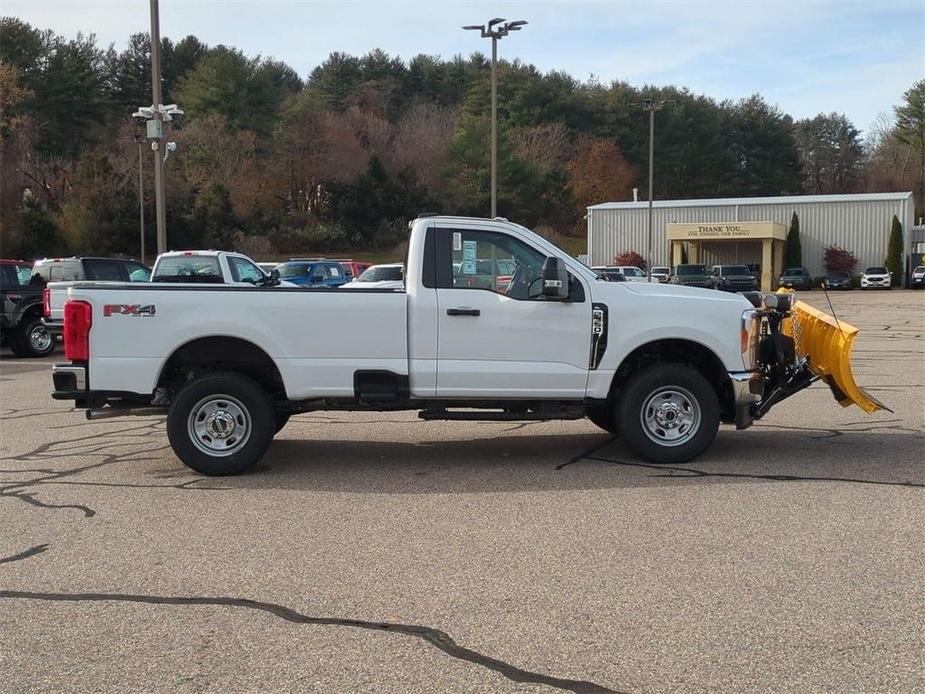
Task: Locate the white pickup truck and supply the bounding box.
[44,250,285,336]
[50,215,881,475]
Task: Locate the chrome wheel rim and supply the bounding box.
[640,386,701,447]
[187,394,251,457]
[30,325,52,353]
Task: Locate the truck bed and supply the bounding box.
[68,284,407,399]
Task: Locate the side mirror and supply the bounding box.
[541,257,569,300]
[270,268,281,286]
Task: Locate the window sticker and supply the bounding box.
[462,240,477,275]
[453,232,462,251]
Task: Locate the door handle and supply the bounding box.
[446,308,480,316]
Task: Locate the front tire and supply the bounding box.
[167,371,275,475]
[616,363,720,463]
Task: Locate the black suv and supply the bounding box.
[710,264,759,292]
[778,267,813,290]
[30,256,150,284]
[1,259,52,357]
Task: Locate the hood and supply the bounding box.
[617,279,751,306]
[342,280,404,289]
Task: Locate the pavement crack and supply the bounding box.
[0,590,622,694]
[0,544,49,565]
[556,436,618,470]
[580,455,924,489]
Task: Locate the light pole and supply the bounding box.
[463,18,527,219]
[641,98,665,281]
[149,0,167,254]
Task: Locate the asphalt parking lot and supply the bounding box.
[1,290,923,693]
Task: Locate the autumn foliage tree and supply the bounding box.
[567,135,636,223]
[823,245,858,273]
[613,250,646,270]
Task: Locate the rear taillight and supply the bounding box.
[64,300,92,361]
[42,287,50,317]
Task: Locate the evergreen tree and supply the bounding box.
[785,211,802,268]
[885,215,903,286]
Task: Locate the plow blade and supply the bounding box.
[783,300,890,414]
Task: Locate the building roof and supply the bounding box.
[588,191,914,211]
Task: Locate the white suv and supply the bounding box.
[593,266,648,282]
[860,266,891,290]
[911,265,924,289]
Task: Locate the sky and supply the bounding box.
[5,0,924,135]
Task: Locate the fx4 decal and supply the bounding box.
[103,304,156,317]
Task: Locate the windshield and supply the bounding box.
[864,267,887,274]
[721,265,750,275]
[153,256,223,283]
[916,266,925,273]
[357,265,403,282]
[676,265,706,275]
[623,267,645,277]
[651,267,669,274]
[782,268,805,276]
[277,262,311,278]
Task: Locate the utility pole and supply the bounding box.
[137,137,145,264]
[149,0,167,254]
[641,99,665,281]
[463,18,527,219]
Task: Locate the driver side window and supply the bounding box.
[447,229,545,299]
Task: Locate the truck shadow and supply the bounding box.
[242,425,924,494]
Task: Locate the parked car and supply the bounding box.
[276,259,351,288]
[650,266,671,283]
[778,267,813,290]
[1,259,53,357]
[911,265,925,289]
[860,266,891,290]
[49,214,883,476]
[336,260,373,280]
[671,264,712,288]
[710,265,758,292]
[591,267,628,282]
[823,271,853,290]
[36,257,151,343]
[342,263,404,289]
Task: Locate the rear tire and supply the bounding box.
[9,317,54,358]
[167,371,274,475]
[616,363,720,464]
[585,405,618,434]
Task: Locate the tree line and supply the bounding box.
[1,16,922,261]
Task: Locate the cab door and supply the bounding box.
[433,226,591,399]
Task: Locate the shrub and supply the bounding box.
[613,250,646,270]
[785,211,802,268]
[823,245,858,273]
[885,215,903,286]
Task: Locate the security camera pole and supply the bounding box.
[149,0,167,254]
[641,98,665,281]
[463,18,527,219]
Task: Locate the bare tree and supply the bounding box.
[508,123,570,173]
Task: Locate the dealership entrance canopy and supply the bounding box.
[667,221,787,291]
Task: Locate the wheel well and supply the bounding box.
[157,336,285,402]
[610,339,733,419]
[16,302,43,325]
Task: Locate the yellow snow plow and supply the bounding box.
[746,290,889,421]
[781,299,889,414]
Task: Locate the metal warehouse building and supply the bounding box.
[587,192,916,289]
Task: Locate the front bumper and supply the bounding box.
[861,278,889,288]
[729,371,762,429]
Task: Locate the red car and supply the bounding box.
[335,259,373,281]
